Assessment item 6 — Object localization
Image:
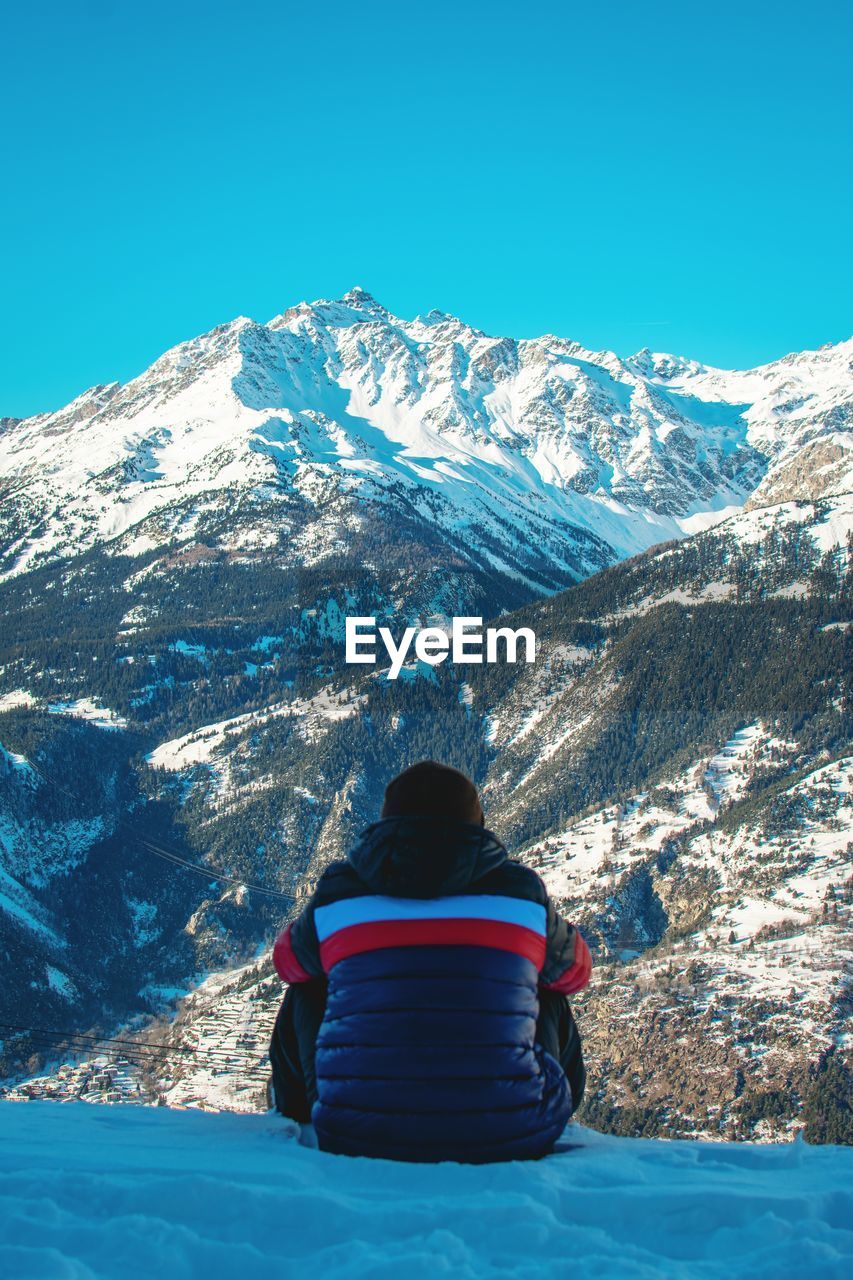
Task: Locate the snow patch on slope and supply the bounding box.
[146,686,365,775]
[47,698,128,731]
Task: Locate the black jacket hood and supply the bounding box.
[348,814,508,897]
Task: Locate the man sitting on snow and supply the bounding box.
[268,760,591,1162]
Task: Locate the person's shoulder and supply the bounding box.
[475,856,548,904]
[312,859,369,905]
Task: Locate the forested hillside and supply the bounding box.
[1,490,849,1139]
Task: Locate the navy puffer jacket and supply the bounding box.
[273,815,592,1163]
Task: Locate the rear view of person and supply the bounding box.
[269,760,592,1162]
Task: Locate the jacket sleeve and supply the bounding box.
[539,894,592,995]
[272,890,325,984]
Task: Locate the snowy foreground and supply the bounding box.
[1,1104,851,1280]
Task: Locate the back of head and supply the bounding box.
[381,760,483,826]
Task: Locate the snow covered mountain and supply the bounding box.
[2,289,851,596]
[0,295,850,1144]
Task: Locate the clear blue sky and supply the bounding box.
[2,0,851,418]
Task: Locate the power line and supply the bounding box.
[20,756,297,902]
[124,827,296,900]
[0,1021,276,1068]
[2,1029,177,1064]
[2,734,294,1083]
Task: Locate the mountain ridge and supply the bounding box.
[2,292,850,591]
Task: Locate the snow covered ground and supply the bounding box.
[45,699,128,731]
[523,722,801,904]
[0,692,127,732]
[0,1102,850,1279]
[146,684,365,774]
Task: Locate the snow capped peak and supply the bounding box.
[415,306,485,337]
[1,294,850,581]
[776,333,853,362]
[339,285,382,308]
[269,289,393,334]
[316,287,390,321]
[628,348,708,382]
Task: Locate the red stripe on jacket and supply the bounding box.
[273,923,315,983]
[318,917,547,972]
[540,931,592,994]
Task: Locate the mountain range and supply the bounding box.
[0,293,850,1142]
[2,288,851,600]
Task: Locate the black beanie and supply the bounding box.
[381,760,483,825]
